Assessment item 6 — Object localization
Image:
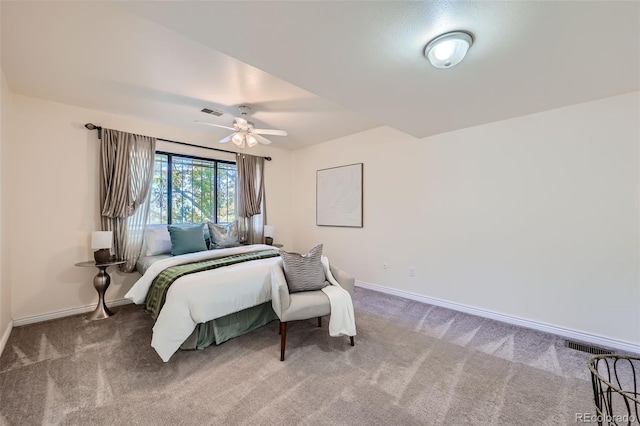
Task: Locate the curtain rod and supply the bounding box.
[84,123,272,161]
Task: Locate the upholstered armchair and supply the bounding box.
[271,259,355,361]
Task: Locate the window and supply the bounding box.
[148,152,237,225]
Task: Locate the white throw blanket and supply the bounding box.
[321,257,357,337]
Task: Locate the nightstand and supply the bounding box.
[75,259,125,320]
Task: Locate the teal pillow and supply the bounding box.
[167,224,208,256]
[173,223,211,249]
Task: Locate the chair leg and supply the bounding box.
[278,320,281,335]
[317,316,322,327]
[350,336,355,346]
[280,322,287,361]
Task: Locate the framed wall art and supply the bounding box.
[316,163,363,227]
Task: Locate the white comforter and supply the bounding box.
[125,244,281,362]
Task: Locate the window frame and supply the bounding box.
[153,150,237,225]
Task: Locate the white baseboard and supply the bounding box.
[356,280,640,354]
[12,298,133,327]
[0,321,12,359]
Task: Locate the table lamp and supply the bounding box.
[264,225,275,245]
[91,231,113,264]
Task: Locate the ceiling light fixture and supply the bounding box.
[228,131,260,149]
[424,31,473,69]
[246,134,258,147]
[231,132,245,147]
[197,105,287,148]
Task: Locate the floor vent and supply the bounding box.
[564,340,614,355]
[201,107,224,116]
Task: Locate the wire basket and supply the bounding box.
[589,355,640,425]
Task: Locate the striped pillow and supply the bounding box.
[280,244,328,293]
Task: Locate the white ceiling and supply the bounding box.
[2,1,639,150]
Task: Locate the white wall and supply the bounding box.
[0,71,12,340]
[4,88,638,348]
[291,92,640,345]
[0,69,11,328]
[6,94,293,321]
[0,0,14,347]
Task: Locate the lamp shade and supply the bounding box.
[91,231,113,249]
[246,134,258,147]
[263,225,275,238]
[232,132,245,147]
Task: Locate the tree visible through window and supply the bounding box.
[148,152,237,225]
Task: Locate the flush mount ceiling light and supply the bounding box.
[424,31,473,69]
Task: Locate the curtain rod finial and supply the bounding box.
[85,123,102,139]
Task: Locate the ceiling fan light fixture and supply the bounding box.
[246,134,258,147]
[198,105,286,148]
[424,31,473,69]
[231,132,245,147]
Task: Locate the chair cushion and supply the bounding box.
[281,290,331,322]
[280,244,328,293]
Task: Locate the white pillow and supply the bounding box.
[144,225,172,256]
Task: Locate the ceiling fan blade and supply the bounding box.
[254,128,287,136]
[219,134,233,143]
[195,121,236,131]
[254,134,272,145]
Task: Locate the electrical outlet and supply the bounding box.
[409,267,416,277]
[383,263,388,270]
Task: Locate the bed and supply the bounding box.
[125,244,282,362]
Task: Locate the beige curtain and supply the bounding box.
[236,153,265,244]
[100,129,156,272]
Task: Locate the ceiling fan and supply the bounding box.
[196,105,287,148]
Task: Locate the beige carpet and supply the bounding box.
[0,288,596,425]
